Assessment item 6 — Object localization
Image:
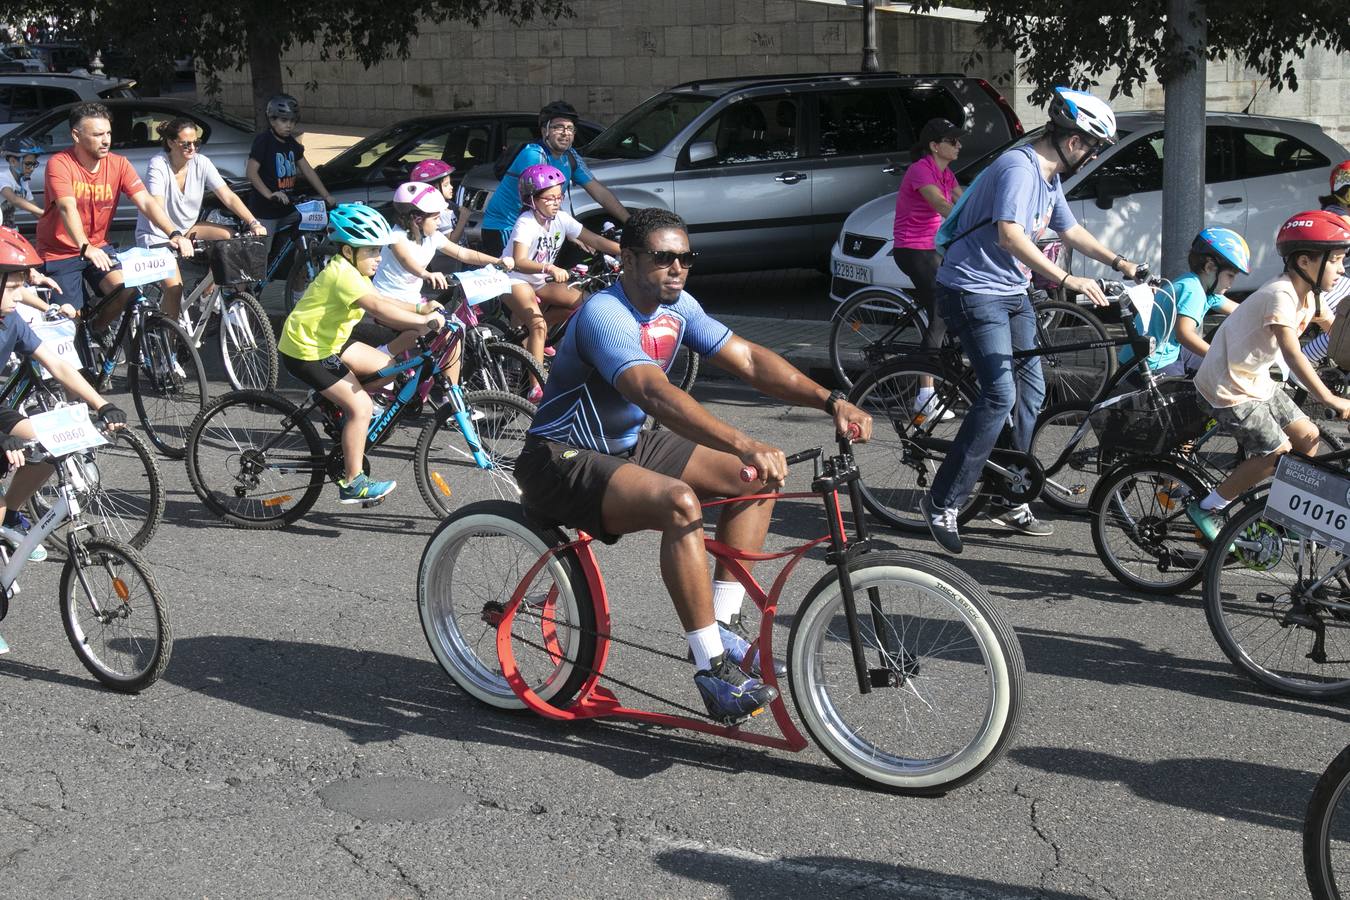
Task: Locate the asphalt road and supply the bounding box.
[0,364,1336,899]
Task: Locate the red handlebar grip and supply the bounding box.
[846,423,861,439]
[740,466,758,482]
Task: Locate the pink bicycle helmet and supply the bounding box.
[393,181,448,215]
[518,163,566,204]
[409,159,455,184]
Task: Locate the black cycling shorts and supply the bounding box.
[0,406,28,478]
[282,352,349,392]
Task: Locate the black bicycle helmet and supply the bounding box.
[538,99,579,129]
[265,93,300,120]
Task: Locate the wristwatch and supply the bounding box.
[825,389,847,415]
[169,230,184,241]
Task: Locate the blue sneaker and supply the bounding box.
[1185,501,1221,543]
[0,632,8,654]
[694,657,779,724]
[722,617,788,680]
[2,510,46,562]
[337,473,396,506]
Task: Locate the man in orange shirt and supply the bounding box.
[36,102,194,323]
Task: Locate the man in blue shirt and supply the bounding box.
[479,100,629,256]
[922,87,1144,554]
[514,208,871,724]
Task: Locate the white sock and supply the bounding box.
[1199,490,1229,512]
[712,580,744,624]
[915,386,935,406]
[687,623,723,671]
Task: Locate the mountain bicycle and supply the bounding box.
[184,321,535,528]
[417,432,1024,795]
[76,247,209,458]
[1306,742,1350,899]
[144,235,279,392]
[0,404,170,692]
[1,313,163,553]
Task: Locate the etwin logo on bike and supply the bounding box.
[370,399,401,440]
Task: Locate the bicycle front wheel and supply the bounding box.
[185,389,326,528]
[1307,743,1350,900]
[1035,300,1113,406]
[415,389,533,517]
[829,289,925,391]
[418,500,597,710]
[1029,401,1098,515]
[60,538,171,692]
[29,427,164,553]
[128,315,208,458]
[788,551,1024,795]
[1204,501,1350,697]
[848,359,986,532]
[1090,459,1210,593]
[218,291,279,392]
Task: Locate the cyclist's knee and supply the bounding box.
[662,482,702,528]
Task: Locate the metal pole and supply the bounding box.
[1161,0,1206,280]
[862,0,879,73]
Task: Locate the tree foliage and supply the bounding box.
[910,1,1350,103]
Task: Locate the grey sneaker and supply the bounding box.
[920,494,963,554]
[989,503,1054,536]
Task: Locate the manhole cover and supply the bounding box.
[318,777,470,823]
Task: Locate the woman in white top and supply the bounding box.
[133,117,266,319]
[371,181,511,377]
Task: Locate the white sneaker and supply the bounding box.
[915,390,956,422]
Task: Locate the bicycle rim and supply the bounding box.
[1091,461,1209,593]
[829,290,924,391]
[788,552,1023,794]
[463,341,544,399]
[1205,504,1350,697]
[218,292,279,392]
[186,390,325,528]
[418,502,595,710]
[1030,402,1097,515]
[1035,301,1112,406]
[29,428,164,552]
[415,390,531,518]
[1306,744,1350,900]
[60,539,171,692]
[129,316,208,458]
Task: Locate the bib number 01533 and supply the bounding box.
[1263,455,1350,551]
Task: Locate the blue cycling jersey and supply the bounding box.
[528,281,732,454]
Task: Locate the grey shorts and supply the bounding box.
[1210,390,1309,457]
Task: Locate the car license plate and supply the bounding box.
[834,261,872,283]
[1264,455,1350,550]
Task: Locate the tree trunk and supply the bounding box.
[1161,0,1207,281]
[247,29,284,131]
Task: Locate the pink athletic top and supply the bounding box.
[892,156,957,251]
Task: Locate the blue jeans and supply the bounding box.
[929,286,1045,509]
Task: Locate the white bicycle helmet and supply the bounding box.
[1047,87,1117,145]
[393,181,447,215]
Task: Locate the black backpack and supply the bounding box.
[492,140,582,182]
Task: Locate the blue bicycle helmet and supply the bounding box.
[1,136,43,158]
[1191,226,1251,274]
[327,203,397,247]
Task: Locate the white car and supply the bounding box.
[829,112,1350,302]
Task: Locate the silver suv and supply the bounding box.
[463,72,1022,271]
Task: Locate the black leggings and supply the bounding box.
[892,247,947,351]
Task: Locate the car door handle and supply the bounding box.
[883,163,903,176]
[775,172,807,184]
[1217,197,1242,205]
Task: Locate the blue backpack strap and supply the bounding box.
[934,166,989,256]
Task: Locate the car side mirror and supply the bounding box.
[1094,175,1132,210]
[687,141,718,166]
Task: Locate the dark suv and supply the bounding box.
[462,71,1021,271]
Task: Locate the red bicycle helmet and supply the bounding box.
[1275,209,1350,258]
[0,226,40,273]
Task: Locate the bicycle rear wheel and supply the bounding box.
[283,245,321,313]
[1306,743,1350,900]
[128,315,208,458]
[1029,401,1098,515]
[788,551,1023,795]
[1035,300,1113,406]
[29,427,164,554]
[185,389,326,528]
[462,340,545,399]
[1090,458,1210,593]
[418,500,597,710]
[1204,501,1350,697]
[218,291,279,392]
[667,346,700,393]
[848,359,987,532]
[59,538,171,693]
[829,289,925,391]
[415,389,533,517]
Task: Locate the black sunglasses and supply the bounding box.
[637,249,698,268]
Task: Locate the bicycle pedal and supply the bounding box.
[359,496,387,509]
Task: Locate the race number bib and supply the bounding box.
[28,404,107,456]
[1264,455,1350,551]
[453,266,512,307]
[30,318,78,381]
[295,200,328,232]
[117,247,176,288]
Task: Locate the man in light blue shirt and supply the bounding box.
[921,88,1144,554]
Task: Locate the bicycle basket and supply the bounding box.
[206,237,267,287]
[1089,377,1210,466]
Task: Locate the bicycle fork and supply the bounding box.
[445,384,491,469]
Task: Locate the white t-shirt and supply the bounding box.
[1195,275,1313,407]
[508,209,583,289]
[372,227,443,304]
[0,167,32,228]
[134,152,226,246]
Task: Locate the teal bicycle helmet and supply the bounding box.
[327,203,397,247]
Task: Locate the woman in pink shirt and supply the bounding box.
[893,118,964,357]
